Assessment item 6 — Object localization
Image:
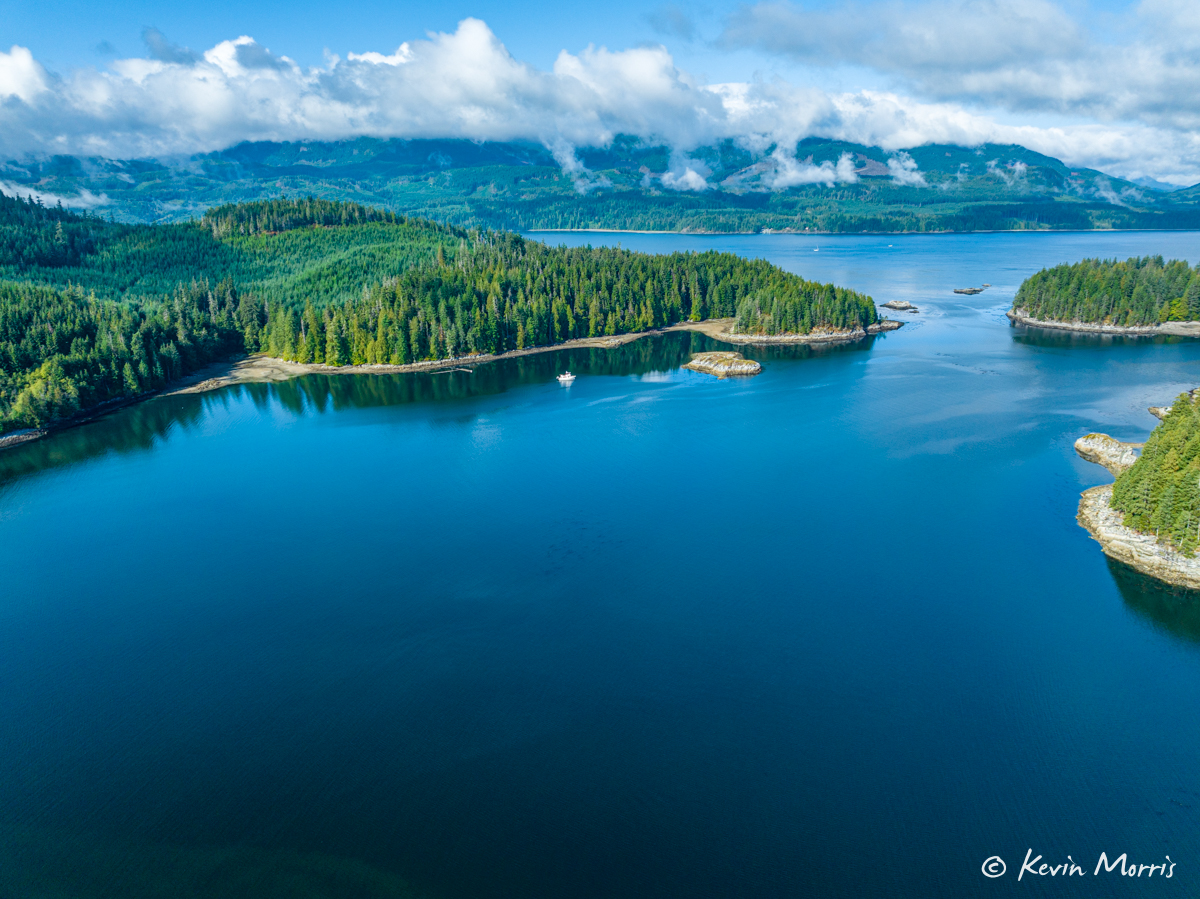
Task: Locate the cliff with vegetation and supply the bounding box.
[1076,390,1200,589]
[1010,256,1200,330]
[0,195,877,434]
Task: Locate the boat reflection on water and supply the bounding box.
[0,330,879,494]
[1107,556,1200,646]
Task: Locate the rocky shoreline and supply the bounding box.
[1008,308,1200,338]
[1074,429,1200,590]
[2,316,903,452]
[685,318,904,345]
[1074,433,1143,476]
[1077,485,1200,591]
[1149,388,1200,421]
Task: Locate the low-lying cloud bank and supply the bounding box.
[1,17,1197,185]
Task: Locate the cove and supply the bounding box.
[2,231,1200,898]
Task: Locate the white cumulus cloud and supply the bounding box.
[0,17,1198,185]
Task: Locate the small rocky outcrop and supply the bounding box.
[0,428,44,451]
[1149,388,1200,420]
[954,287,985,295]
[1073,433,1142,476]
[683,351,762,378]
[880,300,917,312]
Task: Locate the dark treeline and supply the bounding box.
[1014,256,1200,325]
[0,279,252,429]
[1,197,874,432]
[399,192,1200,236]
[1112,392,1200,554]
[203,197,403,237]
[256,232,877,366]
[0,193,113,269]
[1,192,462,308]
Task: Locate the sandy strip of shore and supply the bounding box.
[167,318,903,396]
[1,317,903,452]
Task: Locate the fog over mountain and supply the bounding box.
[2,7,1200,190]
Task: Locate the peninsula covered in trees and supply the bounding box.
[1076,391,1200,590]
[1010,256,1200,329]
[1110,394,1200,554]
[0,195,880,434]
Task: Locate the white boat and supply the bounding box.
[557,371,576,384]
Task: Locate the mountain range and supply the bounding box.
[5,136,1200,233]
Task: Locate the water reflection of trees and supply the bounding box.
[1107,556,1200,645]
[0,394,209,490]
[0,331,877,491]
[1011,326,1183,351]
[249,330,878,416]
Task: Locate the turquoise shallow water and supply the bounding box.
[2,231,1200,897]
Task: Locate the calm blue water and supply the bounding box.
[3,231,1200,898]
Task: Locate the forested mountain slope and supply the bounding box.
[0,196,877,433]
[5,137,1198,233]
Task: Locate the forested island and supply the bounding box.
[0,195,882,436]
[1009,256,1200,333]
[1076,391,1200,589]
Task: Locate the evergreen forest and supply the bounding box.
[0,194,876,433]
[1013,256,1200,326]
[1112,392,1200,554]
[11,136,1200,233]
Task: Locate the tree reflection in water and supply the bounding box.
[1107,555,1200,646]
[0,330,877,493]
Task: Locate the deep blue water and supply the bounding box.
[3,231,1200,898]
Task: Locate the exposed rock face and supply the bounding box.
[702,318,903,345]
[881,300,917,311]
[683,351,762,378]
[0,429,44,451]
[1074,425,1200,590]
[954,287,985,295]
[1073,433,1142,476]
[1078,485,1200,591]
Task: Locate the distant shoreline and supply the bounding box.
[1007,308,1200,337]
[1,317,903,451]
[528,228,1200,237]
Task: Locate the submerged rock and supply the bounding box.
[683,351,762,378]
[1074,433,1142,476]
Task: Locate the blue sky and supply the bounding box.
[3,0,1200,184]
